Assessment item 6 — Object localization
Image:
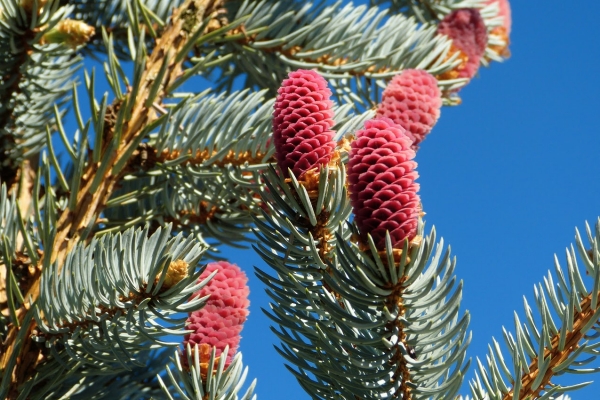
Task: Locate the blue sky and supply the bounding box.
[57,0,600,398]
[233,1,600,399]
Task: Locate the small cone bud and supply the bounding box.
[41,19,95,49]
[159,259,189,290]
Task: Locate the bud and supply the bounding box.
[182,261,250,370]
[437,9,488,82]
[377,69,442,149]
[160,259,189,290]
[41,19,95,49]
[348,118,420,251]
[272,69,336,179]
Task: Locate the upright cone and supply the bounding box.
[348,118,420,251]
[183,261,250,368]
[377,69,442,149]
[437,9,488,82]
[272,69,336,178]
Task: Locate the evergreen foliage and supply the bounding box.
[0,0,596,399]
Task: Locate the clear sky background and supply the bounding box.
[229,1,600,399]
[58,0,600,398]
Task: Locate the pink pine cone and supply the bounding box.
[348,118,420,251]
[183,261,250,366]
[437,9,488,80]
[376,69,442,149]
[273,69,336,178]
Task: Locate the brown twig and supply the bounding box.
[294,168,335,263]
[383,238,423,400]
[158,147,270,168]
[225,30,392,76]
[354,236,422,399]
[388,276,412,400]
[287,154,344,303]
[165,201,221,227]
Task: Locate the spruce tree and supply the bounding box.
[0,0,594,399]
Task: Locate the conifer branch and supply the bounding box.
[209,1,462,96]
[503,292,600,399]
[253,164,358,397]
[472,221,600,400]
[46,0,220,266]
[32,226,207,362]
[157,147,270,168]
[0,0,223,394]
[99,89,277,250]
[386,254,417,400]
[0,0,526,398]
[0,3,78,189]
[371,0,488,22]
